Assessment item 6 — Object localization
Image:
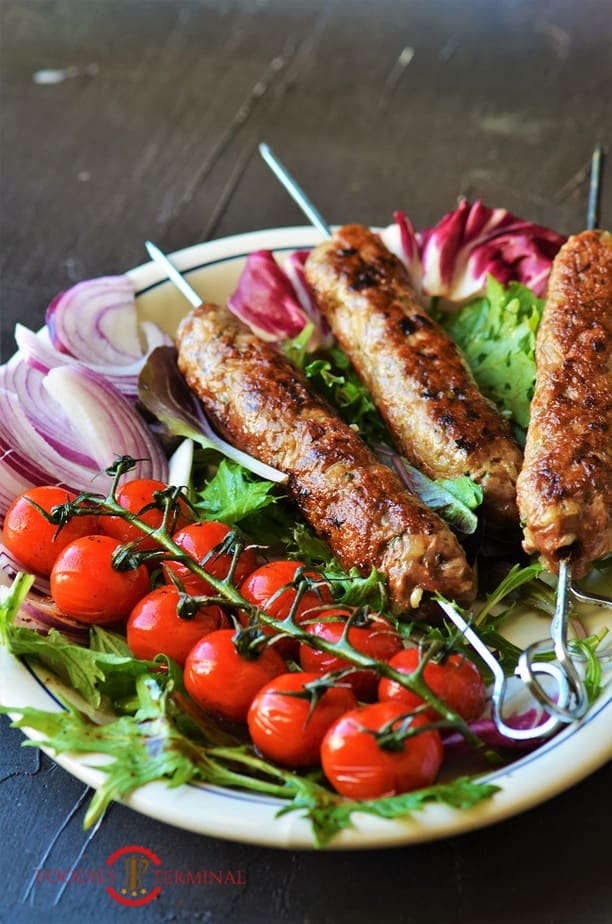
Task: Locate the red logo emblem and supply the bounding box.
[106,845,162,906]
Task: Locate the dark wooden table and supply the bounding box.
[1,2,611,922]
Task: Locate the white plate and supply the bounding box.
[1,227,611,849]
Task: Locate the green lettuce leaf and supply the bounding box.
[397,461,483,534]
[3,623,157,711]
[194,459,280,525]
[441,275,543,432]
[289,524,387,609]
[279,776,500,847]
[284,332,389,445]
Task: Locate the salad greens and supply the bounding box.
[440,276,544,437]
[1,671,498,846]
[284,326,389,445]
[194,459,280,526]
[376,447,483,535]
[1,567,498,847]
[2,231,608,847]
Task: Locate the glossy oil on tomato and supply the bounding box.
[321,701,443,800]
[50,535,150,624]
[102,478,191,551]
[127,586,229,666]
[299,609,403,700]
[378,648,487,721]
[164,521,257,595]
[247,671,357,768]
[3,486,99,576]
[184,629,286,724]
[239,560,333,657]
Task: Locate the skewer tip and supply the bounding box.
[143,239,203,308]
[258,141,332,239]
[587,144,605,231]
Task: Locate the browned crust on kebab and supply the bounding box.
[304,225,523,526]
[177,304,475,612]
[516,229,612,578]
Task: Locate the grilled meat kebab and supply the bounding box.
[177,303,475,612]
[516,229,612,578]
[305,225,524,526]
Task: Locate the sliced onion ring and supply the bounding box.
[16,596,90,642]
[46,275,155,365]
[0,359,168,521]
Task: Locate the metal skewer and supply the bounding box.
[437,600,570,739]
[259,141,610,737]
[144,241,204,308]
[258,143,332,239]
[587,144,604,233]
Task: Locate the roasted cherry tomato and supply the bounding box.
[321,701,443,799]
[247,671,357,768]
[378,648,487,721]
[50,535,150,624]
[184,629,286,723]
[127,586,229,666]
[299,609,403,700]
[239,560,333,658]
[164,521,257,596]
[3,486,99,577]
[102,478,191,551]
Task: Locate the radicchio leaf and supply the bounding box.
[227,250,330,347]
[414,199,565,304]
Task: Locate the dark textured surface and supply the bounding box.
[1,1,611,922]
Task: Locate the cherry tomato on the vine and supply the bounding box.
[299,609,403,700]
[102,478,191,551]
[127,586,229,666]
[247,671,357,768]
[50,535,150,624]
[184,629,286,723]
[164,521,257,596]
[3,486,99,577]
[378,648,487,722]
[321,701,443,800]
[239,560,333,658]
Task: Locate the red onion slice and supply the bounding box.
[0,361,168,520]
[15,596,90,642]
[1,355,97,467]
[46,275,145,364]
[43,364,168,480]
[17,311,170,403]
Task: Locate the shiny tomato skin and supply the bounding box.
[102,478,191,551]
[247,671,357,768]
[3,486,99,577]
[127,586,229,666]
[184,629,286,723]
[378,648,487,721]
[299,610,403,701]
[321,701,443,799]
[50,535,150,624]
[164,521,257,596]
[239,560,333,658]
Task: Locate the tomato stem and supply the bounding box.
[50,457,482,747]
